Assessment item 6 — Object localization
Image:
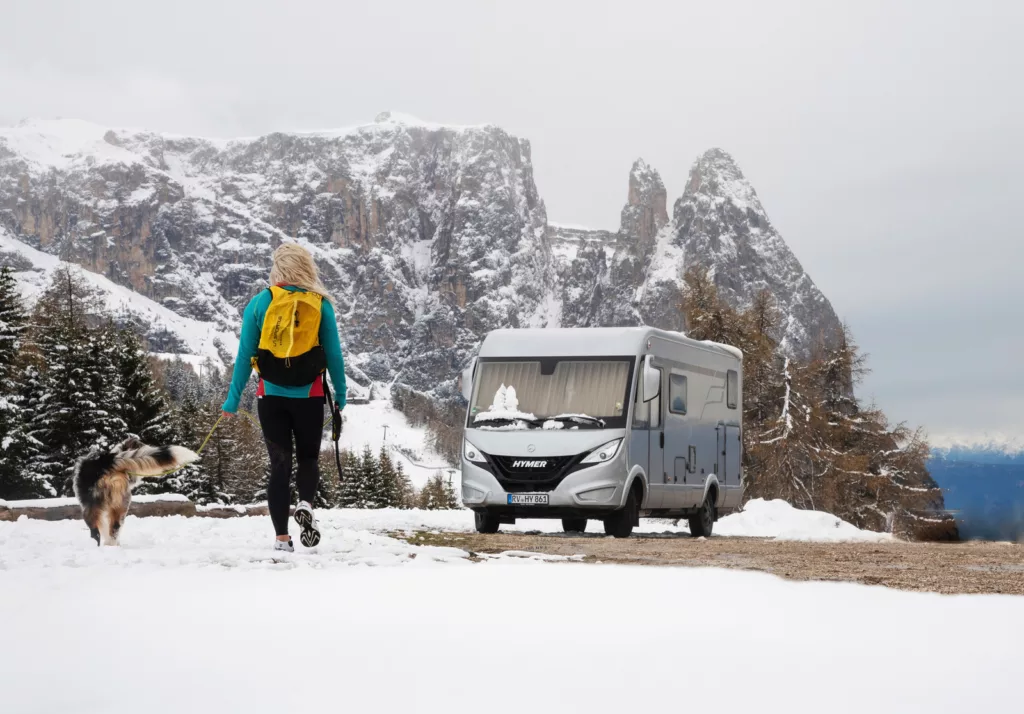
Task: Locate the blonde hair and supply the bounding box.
[268,243,333,302]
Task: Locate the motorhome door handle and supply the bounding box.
[660,432,665,448]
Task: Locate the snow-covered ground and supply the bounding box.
[0,498,891,543]
[0,494,190,510]
[285,498,893,542]
[0,507,1020,713]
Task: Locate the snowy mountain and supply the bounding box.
[551,152,841,353]
[930,435,1024,462]
[927,437,1024,540]
[1,114,840,394]
[0,226,235,367]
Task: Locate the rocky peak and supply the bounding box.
[685,148,763,214]
[675,149,840,353]
[620,158,668,251]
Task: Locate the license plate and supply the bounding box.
[508,493,549,505]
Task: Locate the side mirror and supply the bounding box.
[642,356,661,402]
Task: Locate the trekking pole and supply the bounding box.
[322,373,345,482]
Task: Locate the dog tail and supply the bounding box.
[115,445,201,478]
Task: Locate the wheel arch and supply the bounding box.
[625,465,648,508]
[703,475,721,507]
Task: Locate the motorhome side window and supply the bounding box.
[727,369,738,409]
[669,374,687,415]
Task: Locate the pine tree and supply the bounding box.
[377,446,403,508]
[419,471,460,510]
[114,326,181,496]
[395,461,416,509]
[337,445,380,508]
[161,356,202,404]
[194,403,235,504]
[0,265,23,385]
[166,392,212,502]
[315,450,341,509]
[115,326,175,443]
[27,267,126,496]
[82,319,130,440]
[0,265,37,499]
[220,410,267,504]
[198,357,228,404]
[336,449,363,508]
[440,472,459,509]
[360,444,384,508]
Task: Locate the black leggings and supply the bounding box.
[257,396,325,536]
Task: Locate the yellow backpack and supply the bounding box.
[251,286,327,386]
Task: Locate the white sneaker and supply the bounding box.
[273,538,294,553]
[294,501,321,548]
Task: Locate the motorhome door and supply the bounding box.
[648,362,665,506]
[631,358,664,508]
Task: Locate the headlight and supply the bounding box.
[580,439,623,464]
[463,439,487,464]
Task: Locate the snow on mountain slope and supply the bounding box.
[551,153,841,353]
[0,118,143,173]
[0,113,555,396]
[0,225,236,366]
[930,433,1024,458]
[340,399,452,488]
[1,115,842,400]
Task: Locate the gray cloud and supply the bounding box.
[2,0,1021,438]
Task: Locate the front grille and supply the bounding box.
[487,454,582,493]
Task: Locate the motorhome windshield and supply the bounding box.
[468,357,635,429]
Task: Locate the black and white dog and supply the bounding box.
[73,436,199,546]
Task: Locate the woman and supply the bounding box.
[222,243,347,552]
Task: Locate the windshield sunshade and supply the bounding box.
[469,359,632,429]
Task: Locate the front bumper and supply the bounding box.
[461,459,626,513]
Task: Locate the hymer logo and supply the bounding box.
[512,460,548,469]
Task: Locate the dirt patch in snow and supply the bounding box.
[401,531,1024,595]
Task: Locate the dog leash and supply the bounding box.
[126,414,225,479]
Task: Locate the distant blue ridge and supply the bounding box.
[927,448,1024,541]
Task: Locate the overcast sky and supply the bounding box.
[2,0,1021,442]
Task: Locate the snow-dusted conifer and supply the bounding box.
[27,267,126,495]
[0,265,37,499]
[377,446,403,508]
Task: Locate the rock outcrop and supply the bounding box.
[548,151,840,353]
[674,149,841,353]
[1,116,840,395]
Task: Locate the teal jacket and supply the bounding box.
[221,286,347,413]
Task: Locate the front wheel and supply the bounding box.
[562,518,588,534]
[604,489,638,538]
[689,493,715,537]
[475,510,500,534]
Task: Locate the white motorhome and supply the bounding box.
[461,327,743,537]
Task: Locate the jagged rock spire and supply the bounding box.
[620,158,668,251]
[684,148,763,214]
[674,148,842,353]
